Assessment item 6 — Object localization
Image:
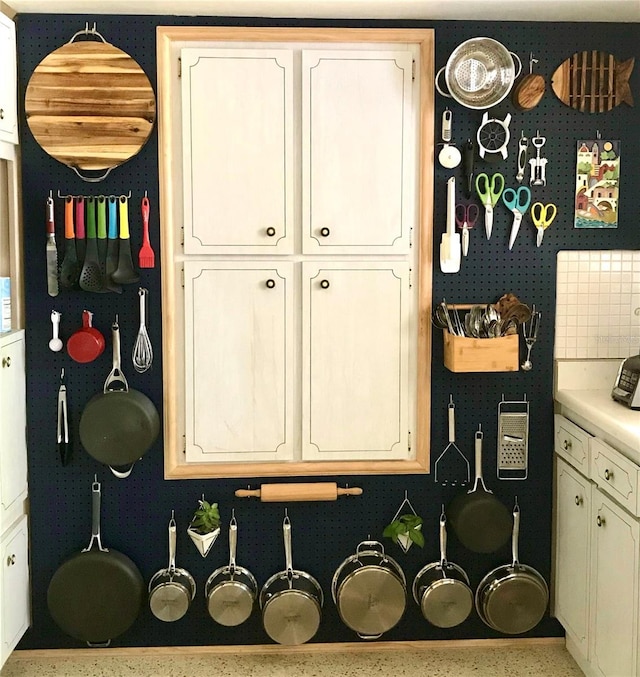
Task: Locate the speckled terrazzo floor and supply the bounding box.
[1,643,583,677]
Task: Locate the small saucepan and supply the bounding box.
[260,515,323,645]
[332,540,406,639]
[475,500,549,634]
[148,513,196,622]
[66,310,105,363]
[412,509,473,628]
[206,514,257,626]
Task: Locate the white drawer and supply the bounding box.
[591,437,640,516]
[555,414,591,476]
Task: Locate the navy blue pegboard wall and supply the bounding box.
[14,13,640,649]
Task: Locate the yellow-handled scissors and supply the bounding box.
[531,202,557,246]
[475,172,505,240]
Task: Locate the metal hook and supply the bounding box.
[528,52,538,75]
[596,129,602,140]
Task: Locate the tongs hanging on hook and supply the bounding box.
[57,368,71,466]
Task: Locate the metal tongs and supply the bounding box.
[57,368,71,466]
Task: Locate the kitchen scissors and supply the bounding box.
[455,203,479,256]
[475,172,505,240]
[531,201,557,246]
[502,185,532,250]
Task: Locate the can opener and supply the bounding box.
[516,132,528,183]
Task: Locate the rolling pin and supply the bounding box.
[235,482,363,502]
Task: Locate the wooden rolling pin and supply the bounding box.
[235,482,363,502]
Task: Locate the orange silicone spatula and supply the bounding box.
[138,192,155,268]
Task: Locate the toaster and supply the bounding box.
[612,355,640,410]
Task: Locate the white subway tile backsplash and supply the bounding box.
[556,250,640,359]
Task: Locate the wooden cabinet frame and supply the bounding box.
[157,26,434,479]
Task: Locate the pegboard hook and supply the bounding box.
[68,23,107,44]
[528,52,539,74]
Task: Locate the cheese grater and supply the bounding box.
[497,395,529,480]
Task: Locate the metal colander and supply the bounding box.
[436,37,521,110]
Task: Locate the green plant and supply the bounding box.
[189,499,220,534]
[383,513,424,548]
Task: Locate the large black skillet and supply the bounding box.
[47,478,144,645]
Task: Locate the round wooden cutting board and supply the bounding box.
[25,40,156,178]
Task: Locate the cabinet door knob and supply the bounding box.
[2,356,10,368]
[265,279,276,289]
[0,109,4,120]
[574,495,583,506]
[596,515,604,527]
[266,227,276,237]
[563,439,572,451]
[320,279,330,289]
[6,554,15,566]
[604,468,613,481]
[320,227,330,237]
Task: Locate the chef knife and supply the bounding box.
[46,191,59,296]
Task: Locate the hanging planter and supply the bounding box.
[187,495,221,557]
[383,492,424,554]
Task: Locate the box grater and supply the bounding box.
[497,395,529,480]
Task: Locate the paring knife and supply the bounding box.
[46,191,59,297]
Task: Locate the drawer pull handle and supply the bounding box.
[574,495,583,506]
[265,279,276,289]
[6,555,15,566]
[266,227,276,237]
[0,109,4,120]
[320,279,330,289]
[320,227,330,237]
[2,356,11,368]
[597,515,604,527]
[604,469,613,481]
[563,439,572,451]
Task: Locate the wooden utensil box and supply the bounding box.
[443,330,519,373]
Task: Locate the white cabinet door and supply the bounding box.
[184,261,295,463]
[554,457,590,659]
[301,262,410,461]
[302,50,413,255]
[0,14,17,144]
[590,489,640,677]
[0,333,27,528]
[181,48,294,254]
[0,515,29,667]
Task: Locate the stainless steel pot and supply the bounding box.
[475,502,549,634]
[148,515,196,622]
[435,37,522,110]
[332,540,406,639]
[206,515,257,627]
[412,511,473,628]
[260,515,323,645]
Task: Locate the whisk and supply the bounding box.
[132,287,153,373]
[521,306,541,371]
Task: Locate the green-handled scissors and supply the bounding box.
[475,172,505,240]
[531,202,557,246]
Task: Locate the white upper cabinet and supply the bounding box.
[181,48,295,254]
[0,13,17,145]
[302,50,413,254]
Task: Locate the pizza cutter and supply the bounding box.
[438,109,461,169]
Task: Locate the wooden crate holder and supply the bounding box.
[442,304,519,373]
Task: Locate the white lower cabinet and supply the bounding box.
[554,413,640,677]
[1,515,29,665]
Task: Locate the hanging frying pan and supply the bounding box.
[24,23,156,182]
[47,477,144,646]
[447,426,511,553]
[79,318,159,477]
[475,501,549,634]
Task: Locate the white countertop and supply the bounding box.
[555,359,640,464]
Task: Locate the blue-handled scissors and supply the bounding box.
[502,186,532,250]
[531,202,558,246]
[455,203,479,257]
[475,172,505,240]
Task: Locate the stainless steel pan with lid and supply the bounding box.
[412,510,473,628]
[260,515,323,645]
[148,513,196,622]
[206,514,257,627]
[332,540,406,639]
[475,501,549,634]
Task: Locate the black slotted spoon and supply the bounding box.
[79,196,106,293]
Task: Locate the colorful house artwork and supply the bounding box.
[574,139,620,228]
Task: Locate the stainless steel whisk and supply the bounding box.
[132,287,153,373]
[521,306,540,371]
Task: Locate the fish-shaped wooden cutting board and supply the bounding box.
[551,51,634,113]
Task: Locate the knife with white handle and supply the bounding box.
[46,192,59,297]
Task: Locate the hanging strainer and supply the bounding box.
[436,38,522,110]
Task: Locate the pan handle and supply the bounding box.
[471,426,491,494]
[283,514,294,576]
[511,499,520,567]
[228,514,238,573]
[439,509,448,567]
[82,477,108,553]
[168,514,177,573]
